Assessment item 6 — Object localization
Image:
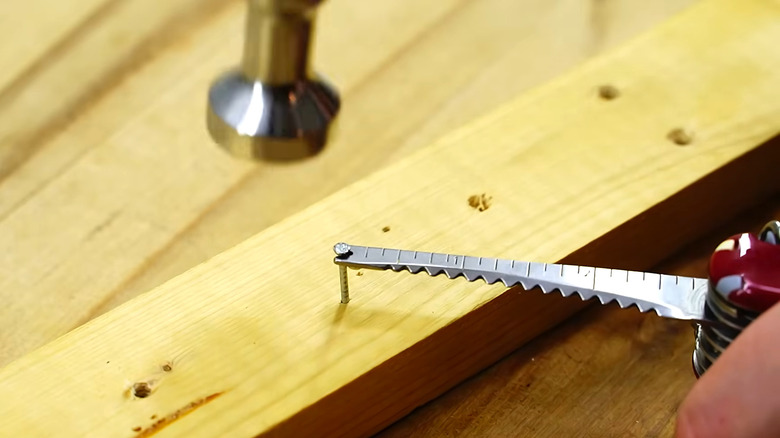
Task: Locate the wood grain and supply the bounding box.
[0,0,778,436]
[0,0,231,177]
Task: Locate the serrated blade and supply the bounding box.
[333,243,713,323]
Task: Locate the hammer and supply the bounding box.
[207,0,339,161]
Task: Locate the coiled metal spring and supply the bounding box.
[693,283,758,377]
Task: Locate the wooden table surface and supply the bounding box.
[7,0,778,436]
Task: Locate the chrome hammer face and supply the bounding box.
[207,0,340,161]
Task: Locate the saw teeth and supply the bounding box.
[559,287,575,298]
[481,274,500,284]
[579,291,594,300]
[424,267,442,276]
[443,269,459,279]
[532,283,666,317]
[388,262,674,320]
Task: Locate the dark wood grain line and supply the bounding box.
[73,168,257,328]
[588,0,609,55]
[342,0,472,98]
[0,0,238,183]
[0,0,124,178]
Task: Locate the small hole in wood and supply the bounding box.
[132,382,152,398]
[667,128,693,146]
[132,426,142,432]
[468,194,492,212]
[382,226,391,233]
[597,84,620,100]
[161,363,173,372]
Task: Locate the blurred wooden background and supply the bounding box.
[7,0,777,436]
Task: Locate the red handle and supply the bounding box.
[708,220,780,313]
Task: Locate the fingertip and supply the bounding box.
[676,303,780,438]
[676,390,707,438]
[675,407,696,438]
[676,388,726,438]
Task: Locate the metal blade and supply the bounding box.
[334,244,713,323]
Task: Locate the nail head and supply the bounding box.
[334,242,352,256]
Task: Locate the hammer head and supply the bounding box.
[207,71,339,161]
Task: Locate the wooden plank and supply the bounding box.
[1,0,779,436]
[0,0,697,368]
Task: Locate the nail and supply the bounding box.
[334,243,352,304]
[339,265,349,304]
